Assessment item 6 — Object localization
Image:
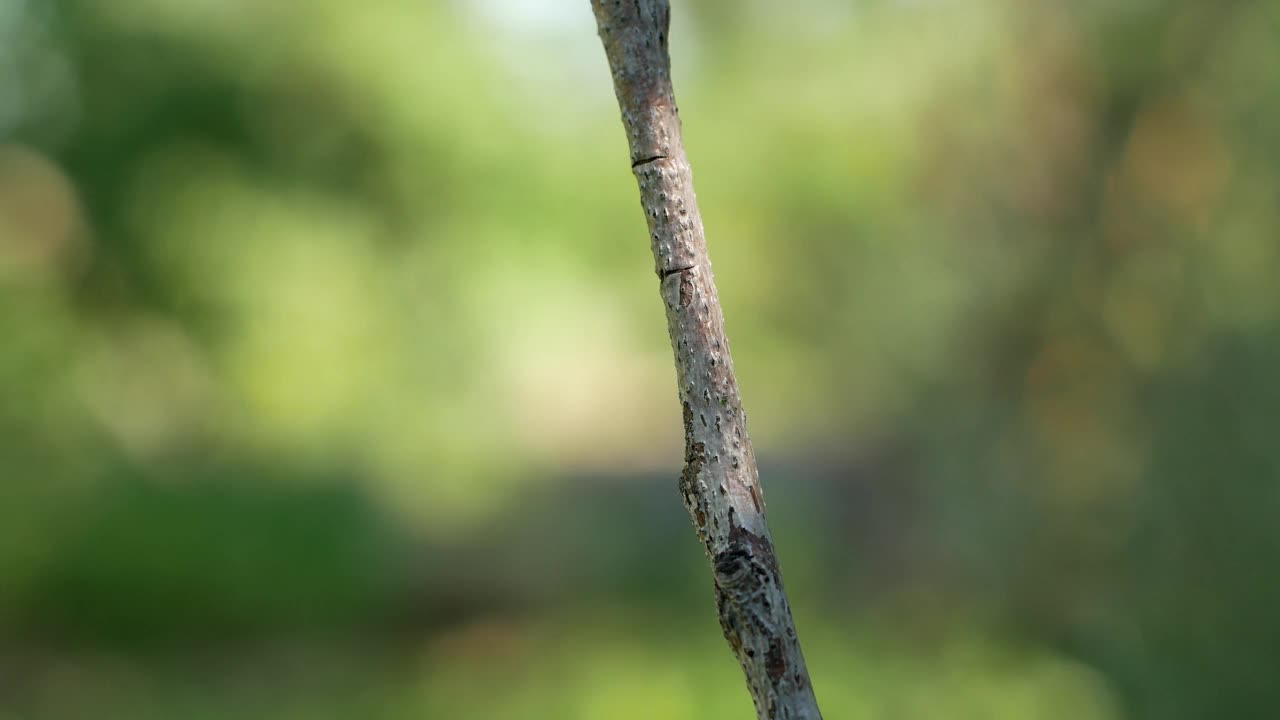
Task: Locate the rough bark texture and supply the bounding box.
[591,2,823,718]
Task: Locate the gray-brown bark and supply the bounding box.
[590,2,822,718]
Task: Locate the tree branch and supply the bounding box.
[590,2,823,718]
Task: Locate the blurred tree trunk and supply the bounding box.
[589,2,823,718]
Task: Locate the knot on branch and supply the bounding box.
[713,545,754,589]
[712,527,779,594]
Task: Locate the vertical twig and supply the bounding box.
[590,2,823,718]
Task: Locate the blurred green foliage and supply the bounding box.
[2,0,1280,717]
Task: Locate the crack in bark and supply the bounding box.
[631,154,669,168]
[659,263,695,279]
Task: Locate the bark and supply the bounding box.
[590,2,823,718]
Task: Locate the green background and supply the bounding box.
[2,1,1278,717]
